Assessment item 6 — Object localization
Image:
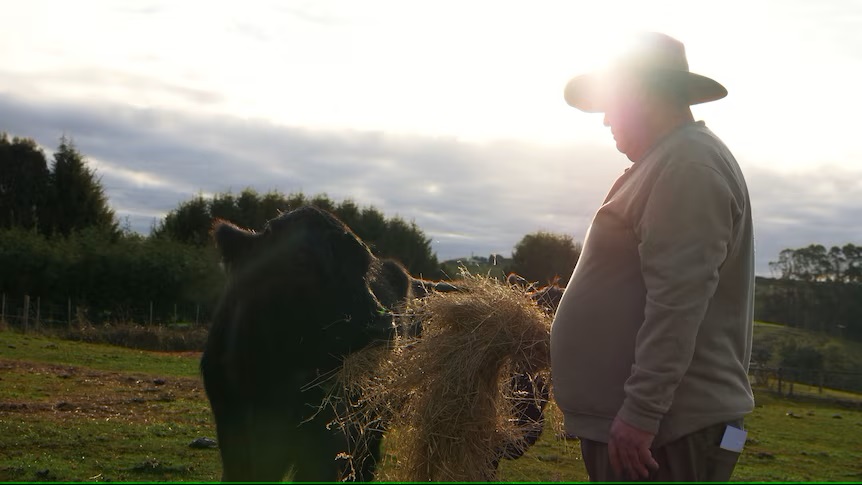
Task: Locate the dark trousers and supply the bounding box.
[580,421,743,482]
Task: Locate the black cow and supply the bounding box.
[201,206,551,482]
[201,206,415,482]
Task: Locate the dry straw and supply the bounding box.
[322,272,552,482]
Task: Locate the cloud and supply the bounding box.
[2,94,861,277]
[2,70,224,109]
[744,165,862,276]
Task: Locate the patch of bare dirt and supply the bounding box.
[0,359,208,423]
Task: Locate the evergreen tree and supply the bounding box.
[46,137,117,236]
[0,134,50,231]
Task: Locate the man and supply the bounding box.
[550,32,755,482]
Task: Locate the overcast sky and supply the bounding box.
[2,0,861,276]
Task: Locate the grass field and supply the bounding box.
[0,332,216,482]
[1,330,861,482]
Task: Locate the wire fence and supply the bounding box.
[3,293,862,403]
[0,293,212,331]
[749,364,862,403]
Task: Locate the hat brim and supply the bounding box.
[564,69,728,113]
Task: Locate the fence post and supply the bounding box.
[788,370,795,397]
[35,297,41,329]
[68,298,72,329]
[149,302,153,326]
[23,295,30,333]
[777,367,783,396]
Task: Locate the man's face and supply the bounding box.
[602,80,651,160]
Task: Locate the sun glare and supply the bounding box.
[3,0,858,171]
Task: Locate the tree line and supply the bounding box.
[18,130,860,342]
[1,134,117,237]
[768,243,862,282]
[756,244,862,342]
[154,190,582,285]
[0,133,581,326]
[153,189,441,277]
[0,226,224,324]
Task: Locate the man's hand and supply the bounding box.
[608,415,660,480]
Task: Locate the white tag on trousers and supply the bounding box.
[719,425,747,453]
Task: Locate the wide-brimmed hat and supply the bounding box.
[564,32,727,113]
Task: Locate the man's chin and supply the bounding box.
[614,142,637,162]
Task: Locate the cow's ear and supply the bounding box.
[212,220,257,266]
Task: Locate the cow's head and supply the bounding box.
[212,205,392,369]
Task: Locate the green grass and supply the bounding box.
[0,331,217,482]
[735,392,862,482]
[2,330,861,482]
[496,406,588,482]
[2,416,218,482]
[0,331,200,377]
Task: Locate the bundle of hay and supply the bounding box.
[324,272,552,482]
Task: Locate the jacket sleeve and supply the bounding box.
[617,160,735,434]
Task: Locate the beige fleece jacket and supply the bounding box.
[550,121,755,447]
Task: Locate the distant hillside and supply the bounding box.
[754,276,862,341]
[753,322,862,368]
[752,321,862,393]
